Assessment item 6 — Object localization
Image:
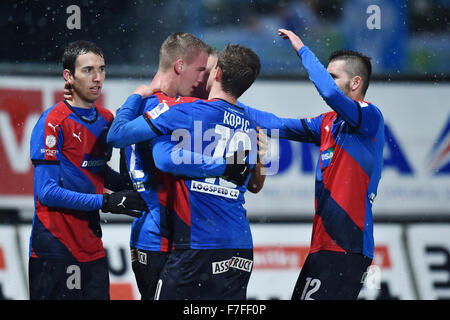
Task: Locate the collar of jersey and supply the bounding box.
[210,97,244,111]
[63,100,98,124]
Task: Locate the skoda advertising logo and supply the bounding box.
[428,115,450,175]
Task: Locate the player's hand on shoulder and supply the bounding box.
[133,84,153,98]
[278,28,304,52]
[101,190,147,218]
[63,81,73,100]
[133,72,162,98]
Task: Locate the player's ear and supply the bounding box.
[174,59,184,75]
[215,65,222,81]
[351,75,362,92]
[63,69,74,85]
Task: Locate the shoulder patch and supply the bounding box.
[146,101,169,119]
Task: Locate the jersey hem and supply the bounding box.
[309,246,373,259]
[29,250,106,263]
[130,242,172,252]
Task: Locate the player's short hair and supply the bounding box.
[206,45,219,58]
[62,40,104,75]
[159,32,208,71]
[217,44,260,98]
[328,50,372,95]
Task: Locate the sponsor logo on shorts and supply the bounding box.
[191,180,239,200]
[137,250,147,265]
[212,256,253,274]
[130,248,147,265]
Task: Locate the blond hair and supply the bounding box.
[159,32,208,71]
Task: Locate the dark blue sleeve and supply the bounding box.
[107,94,160,147]
[148,103,194,136]
[297,46,381,136]
[244,104,320,144]
[34,164,103,211]
[104,165,130,191]
[150,135,226,178]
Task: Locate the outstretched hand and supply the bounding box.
[278,29,305,52]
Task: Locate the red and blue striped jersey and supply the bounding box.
[29,100,113,262]
[244,45,384,259]
[304,105,383,258]
[125,92,201,252]
[246,100,383,259]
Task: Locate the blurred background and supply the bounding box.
[2,0,450,78]
[0,0,449,300]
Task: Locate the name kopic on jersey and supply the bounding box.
[223,111,250,132]
[212,256,253,274]
[191,180,239,199]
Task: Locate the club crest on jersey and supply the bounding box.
[45,135,56,148]
[147,101,169,119]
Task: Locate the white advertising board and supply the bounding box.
[357,224,415,300]
[5,222,450,300]
[248,223,416,300]
[0,76,449,218]
[101,223,141,300]
[0,225,28,300]
[406,224,450,300]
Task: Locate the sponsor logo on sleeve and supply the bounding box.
[147,102,169,119]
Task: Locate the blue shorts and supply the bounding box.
[291,250,372,300]
[28,256,109,300]
[155,248,253,300]
[130,248,170,300]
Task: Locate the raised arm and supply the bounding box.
[278,29,365,130]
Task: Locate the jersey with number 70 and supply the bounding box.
[146,97,258,250]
